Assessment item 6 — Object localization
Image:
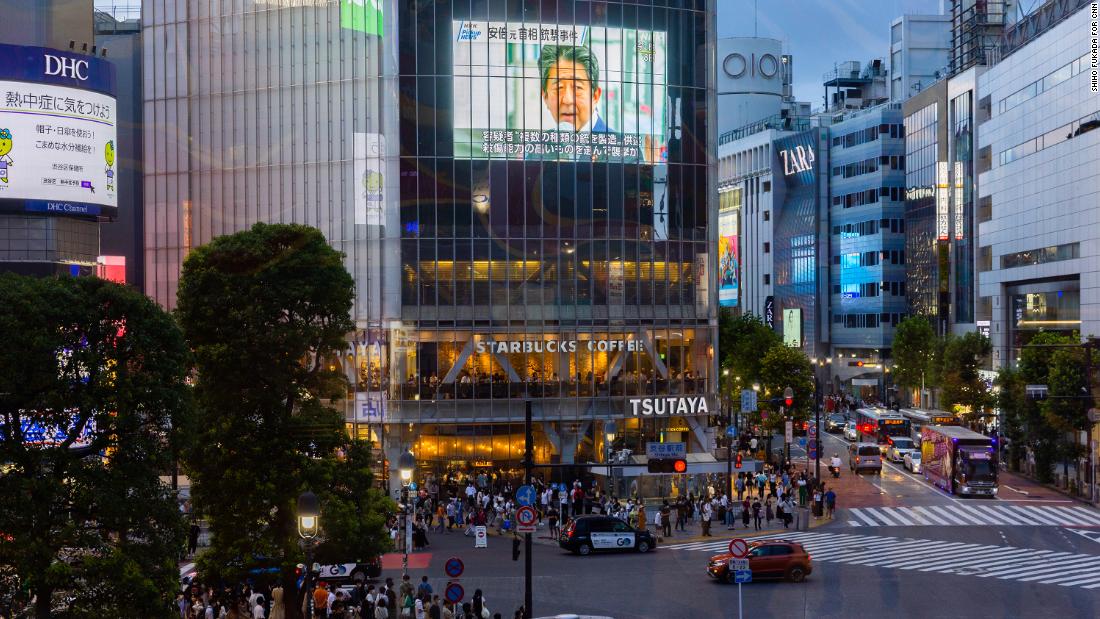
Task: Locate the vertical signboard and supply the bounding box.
[718,188,741,307]
[354,133,384,225]
[953,161,964,241]
[764,296,775,328]
[936,161,950,241]
[782,308,802,348]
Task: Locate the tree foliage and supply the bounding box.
[940,332,992,415]
[718,309,782,390]
[756,345,815,433]
[891,315,937,394]
[1010,331,1081,483]
[175,223,392,616]
[0,274,190,618]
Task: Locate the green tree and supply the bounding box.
[891,316,937,401]
[175,223,392,617]
[756,345,815,451]
[1043,346,1090,485]
[940,332,992,417]
[0,274,190,618]
[718,309,782,386]
[1017,331,1077,482]
[994,367,1028,472]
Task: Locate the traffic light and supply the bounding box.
[512,536,521,561]
[647,458,688,473]
[735,453,743,469]
[783,387,794,408]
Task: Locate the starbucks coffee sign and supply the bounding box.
[628,396,710,417]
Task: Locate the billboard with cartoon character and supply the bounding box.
[0,43,118,217]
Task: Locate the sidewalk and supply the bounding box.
[999,470,1097,505]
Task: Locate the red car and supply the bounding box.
[706,540,813,583]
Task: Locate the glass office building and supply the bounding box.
[392,0,718,481]
[145,0,718,484]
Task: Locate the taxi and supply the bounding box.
[559,515,656,556]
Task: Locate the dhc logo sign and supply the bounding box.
[44,54,89,80]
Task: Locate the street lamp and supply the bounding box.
[398,450,416,578]
[605,420,617,497]
[298,491,320,618]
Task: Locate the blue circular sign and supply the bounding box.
[516,485,536,507]
[444,556,464,578]
[445,582,465,604]
[408,481,418,491]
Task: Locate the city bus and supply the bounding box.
[855,408,912,451]
[899,409,957,444]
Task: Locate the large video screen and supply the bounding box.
[0,44,117,217]
[718,188,740,307]
[453,21,667,163]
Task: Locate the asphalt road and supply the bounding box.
[379,432,1100,618]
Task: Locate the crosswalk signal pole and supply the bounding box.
[524,399,533,619]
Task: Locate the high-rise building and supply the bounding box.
[144,1,719,491]
[889,13,951,100]
[826,103,908,397]
[975,3,1098,368]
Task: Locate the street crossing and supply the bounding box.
[663,531,1100,590]
[843,504,1100,527]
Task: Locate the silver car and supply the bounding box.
[849,443,882,474]
[886,437,916,462]
[904,450,922,473]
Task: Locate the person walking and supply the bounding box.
[765,494,775,527]
[740,497,751,529]
[735,474,745,501]
[660,500,672,538]
[701,500,713,536]
[825,487,837,519]
[751,498,763,531]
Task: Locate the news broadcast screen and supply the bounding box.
[452,21,667,163]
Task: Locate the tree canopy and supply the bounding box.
[175,223,391,616]
[891,316,937,392]
[0,274,190,618]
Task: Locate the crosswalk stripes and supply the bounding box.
[843,503,1100,527]
[661,530,1100,590]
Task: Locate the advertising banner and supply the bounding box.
[452,21,667,163]
[936,161,950,241]
[353,132,384,225]
[718,187,740,308]
[783,307,802,348]
[0,44,117,217]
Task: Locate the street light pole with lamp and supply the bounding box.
[605,420,617,498]
[397,450,416,579]
[297,491,320,618]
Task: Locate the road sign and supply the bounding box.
[728,538,749,558]
[515,484,536,507]
[734,570,753,584]
[444,582,465,603]
[726,425,738,438]
[646,441,686,459]
[730,558,750,571]
[808,422,818,438]
[516,505,537,533]
[444,556,464,579]
[474,526,487,548]
[740,389,757,413]
[798,437,807,447]
[785,420,793,444]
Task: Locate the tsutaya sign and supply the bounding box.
[476,338,645,354]
[628,396,710,417]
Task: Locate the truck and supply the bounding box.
[921,425,998,497]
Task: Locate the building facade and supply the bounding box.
[976,5,1099,368]
[889,12,951,101]
[143,0,719,487]
[827,103,907,395]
